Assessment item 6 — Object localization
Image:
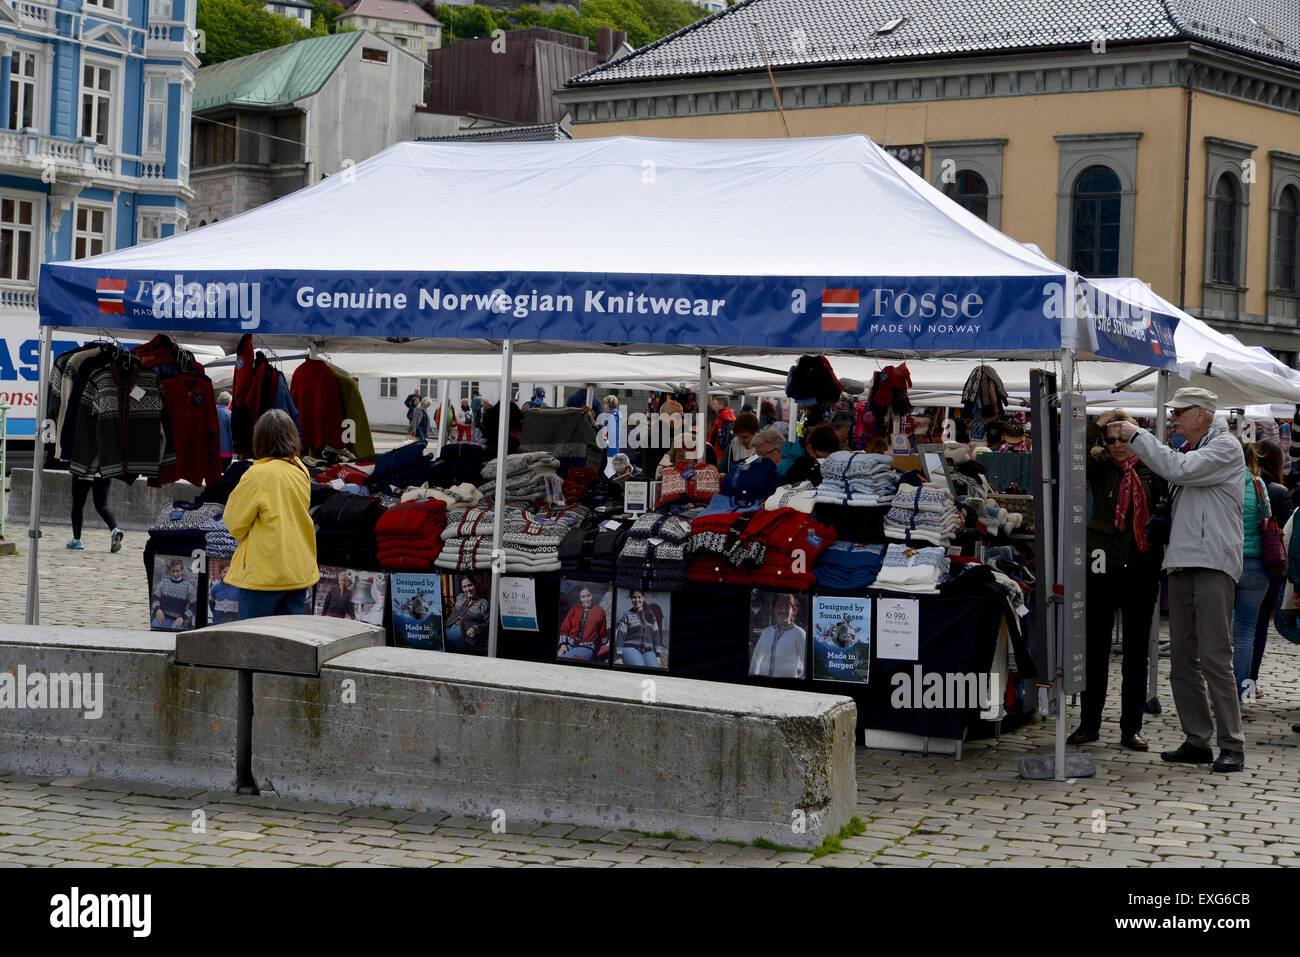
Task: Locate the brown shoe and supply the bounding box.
[1121,733,1148,751]
[1067,727,1099,745]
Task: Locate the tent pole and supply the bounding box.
[698,350,709,460]
[24,325,52,625]
[1056,347,1073,782]
[487,341,513,659]
[434,379,449,453]
[1147,369,1170,712]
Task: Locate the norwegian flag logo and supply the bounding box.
[821,289,859,332]
[1145,316,1163,355]
[96,278,127,314]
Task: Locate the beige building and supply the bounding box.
[557,0,1300,361]
[336,0,442,61]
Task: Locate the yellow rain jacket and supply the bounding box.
[222,456,320,591]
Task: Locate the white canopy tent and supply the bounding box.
[34,134,1188,778]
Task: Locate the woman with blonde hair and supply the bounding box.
[223,409,319,619]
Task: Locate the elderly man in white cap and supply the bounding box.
[1112,387,1246,772]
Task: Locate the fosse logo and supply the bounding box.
[119,276,261,330]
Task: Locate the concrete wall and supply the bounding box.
[253,647,857,847]
[7,469,200,533]
[1,626,858,844]
[0,626,239,791]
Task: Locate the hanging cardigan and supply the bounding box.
[291,358,345,453]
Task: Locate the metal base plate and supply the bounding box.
[1018,753,1097,780]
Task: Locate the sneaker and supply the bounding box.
[110,528,124,553]
[65,540,83,550]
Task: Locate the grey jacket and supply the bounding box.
[1128,422,1245,581]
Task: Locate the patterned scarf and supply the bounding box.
[1113,453,1150,552]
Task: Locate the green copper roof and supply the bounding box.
[193,32,363,112]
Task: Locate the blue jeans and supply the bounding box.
[1251,574,1284,683]
[621,647,659,668]
[238,587,310,620]
[1232,556,1270,696]
[559,644,594,660]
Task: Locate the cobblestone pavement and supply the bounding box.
[2,527,1299,867]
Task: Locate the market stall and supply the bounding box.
[33,134,1180,767]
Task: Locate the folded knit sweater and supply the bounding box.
[482,452,561,480]
[815,541,888,589]
[765,482,818,513]
[871,545,950,593]
[819,451,897,485]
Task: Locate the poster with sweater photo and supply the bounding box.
[391,573,444,650]
[151,555,199,631]
[811,595,872,683]
[442,573,492,654]
[748,590,809,680]
[612,588,670,671]
[313,567,387,626]
[556,579,612,664]
[207,558,240,626]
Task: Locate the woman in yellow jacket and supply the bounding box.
[223,409,320,618]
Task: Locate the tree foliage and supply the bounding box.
[310,0,347,30]
[198,0,707,66]
[197,0,324,66]
[432,0,706,47]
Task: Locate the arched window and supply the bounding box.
[1070,165,1121,277]
[943,170,989,222]
[1276,185,1298,293]
[1212,173,1239,285]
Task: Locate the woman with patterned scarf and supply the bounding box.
[1069,410,1164,751]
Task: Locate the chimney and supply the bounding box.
[597,27,613,62]
[612,30,627,53]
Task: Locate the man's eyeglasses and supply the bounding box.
[1104,436,1126,445]
[1169,406,1196,416]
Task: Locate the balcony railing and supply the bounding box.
[0,285,38,311]
[144,20,199,55]
[4,0,156,53]
[0,130,131,180]
[0,129,95,171]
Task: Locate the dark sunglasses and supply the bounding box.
[1104,437,1126,445]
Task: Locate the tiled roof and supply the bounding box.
[194,32,361,112]
[566,0,1300,86]
[418,123,571,142]
[339,0,442,27]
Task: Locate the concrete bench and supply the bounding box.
[177,616,384,675]
[253,648,857,848]
[0,625,239,791]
